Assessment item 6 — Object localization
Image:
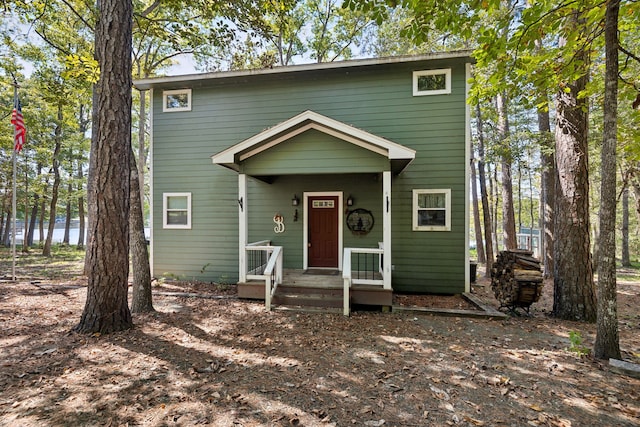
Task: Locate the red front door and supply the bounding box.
[308,196,339,268]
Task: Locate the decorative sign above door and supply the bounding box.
[313,200,335,208]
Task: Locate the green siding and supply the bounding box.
[245,174,383,269]
[241,129,389,175]
[150,57,469,293]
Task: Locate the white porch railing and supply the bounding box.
[342,247,386,316]
[245,240,272,275]
[245,241,283,312]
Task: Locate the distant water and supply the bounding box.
[12,227,149,245]
[25,228,85,244]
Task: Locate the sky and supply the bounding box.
[166,54,199,76]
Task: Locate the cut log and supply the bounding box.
[514,258,542,270]
[513,269,543,281]
[609,359,640,379]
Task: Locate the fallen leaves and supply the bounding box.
[0,277,639,427]
[33,347,57,356]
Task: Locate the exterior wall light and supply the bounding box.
[292,195,299,206]
[347,195,354,206]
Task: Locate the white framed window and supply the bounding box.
[163,89,192,112]
[163,192,192,229]
[412,69,451,96]
[413,189,451,231]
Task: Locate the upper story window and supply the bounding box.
[412,189,451,231]
[412,69,451,96]
[163,89,192,112]
[163,192,192,229]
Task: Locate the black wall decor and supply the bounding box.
[346,208,374,235]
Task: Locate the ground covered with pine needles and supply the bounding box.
[1,249,639,426]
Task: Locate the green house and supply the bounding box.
[134,51,473,314]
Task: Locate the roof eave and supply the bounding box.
[134,51,474,90]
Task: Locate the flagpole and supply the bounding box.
[11,80,18,281]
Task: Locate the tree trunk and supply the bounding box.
[517,163,522,233]
[63,182,72,245]
[77,164,86,249]
[22,158,29,253]
[26,163,42,247]
[138,89,147,210]
[471,155,486,264]
[75,0,133,334]
[492,166,499,252]
[43,104,63,257]
[538,108,555,278]
[84,88,99,276]
[39,198,45,245]
[76,105,89,250]
[0,197,5,244]
[2,210,11,247]
[594,0,621,359]
[27,195,38,247]
[552,12,596,322]
[497,92,517,250]
[631,170,640,221]
[130,149,154,313]
[621,187,630,266]
[476,103,494,275]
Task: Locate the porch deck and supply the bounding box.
[238,269,392,308]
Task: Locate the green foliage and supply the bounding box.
[160,272,182,281]
[217,274,232,286]
[63,54,99,83]
[200,262,211,274]
[305,0,373,62]
[567,331,591,357]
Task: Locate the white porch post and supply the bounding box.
[238,174,248,283]
[383,171,392,290]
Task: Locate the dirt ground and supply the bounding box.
[1,258,639,426]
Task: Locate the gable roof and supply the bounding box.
[211,110,416,175]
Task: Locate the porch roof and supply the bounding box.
[210,110,416,175]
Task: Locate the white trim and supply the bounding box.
[382,172,392,289]
[134,51,474,90]
[412,69,452,96]
[162,192,192,229]
[412,189,451,231]
[238,122,389,161]
[238,174,248,283]
[162,89,192,112]
[465,63,472,292]
[148,88,154,276]
[212,110,415,166]
[303,191,343,270]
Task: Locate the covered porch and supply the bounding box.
[238,267,392,313]
[236,243,392,315]
[210,110,415,315]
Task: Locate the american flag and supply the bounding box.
[11,100,26,152]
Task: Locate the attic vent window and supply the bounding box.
[163,89,192,112]
[413,69,451,96]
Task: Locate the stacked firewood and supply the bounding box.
[491,250,543,311]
